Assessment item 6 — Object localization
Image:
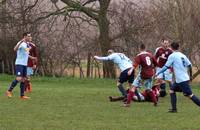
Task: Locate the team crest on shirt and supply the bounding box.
[165,51,168,55]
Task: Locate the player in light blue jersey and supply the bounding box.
[6,32,36,99]
[156,42,200,112]
[94,50,134,101]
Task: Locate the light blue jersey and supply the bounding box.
[15,42,29,66]
[160,51,191,83]
[95,53,133,72]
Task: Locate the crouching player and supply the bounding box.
[124,44,158,107]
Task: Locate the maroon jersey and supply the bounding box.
[134,51,157,79]
[27,42,38,67]
[155,47,172,67]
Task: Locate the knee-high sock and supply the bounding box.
[20,82,25,96]
[127,90,134,104]
[118,84,127,97]
[8,80,19,91]
[191,95,200,106]
[170,92,177,110]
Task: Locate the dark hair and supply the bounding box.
[171,42,179,50]
[23,32,30,37]
[161,36,170,42]
[140,44,146,50]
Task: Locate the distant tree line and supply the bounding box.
[0,0,199,79]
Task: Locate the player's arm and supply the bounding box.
[29,55,37,60]
[188,65,192,81]
[185,57,192,81]
[156,55,173,76]
[31,44,38,69]
[94,55,113,61]
[152,55,158,67]
[154,48,160,59]
[14,40,23,51]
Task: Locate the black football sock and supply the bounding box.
[170,92,177,110]
[8,80,19,91]
[118,84,127,97]
[191,95,200,106]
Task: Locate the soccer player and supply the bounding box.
[6,32,36,99]
[25,36,38,93]
[155,38,173,97]
[156,42,200,112]
[94,50,134,100]
[109,88,145,102]
[124,44,158,107]
[109,84,159,102]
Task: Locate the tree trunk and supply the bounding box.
[86,52,91,78]
[98,0,116,78]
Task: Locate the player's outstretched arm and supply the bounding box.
[94,56,110,61]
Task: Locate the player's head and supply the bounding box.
[107,49,114,55]
[161,37,170,49]
[23,32,31,42]
[171,42,179,50]
[139,44,146,51]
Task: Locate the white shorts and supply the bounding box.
[27,67,33,76]
[156,67,173,82]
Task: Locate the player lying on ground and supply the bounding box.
[109,84,160,102]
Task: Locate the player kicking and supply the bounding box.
[124,44,158,107]
[155,38,173,97]
[156,42,200,112]
[94,49,134,100]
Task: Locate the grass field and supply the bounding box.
[0,75,200,130]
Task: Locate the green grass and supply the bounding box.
[0,75,200,130]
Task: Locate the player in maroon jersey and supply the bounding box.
[109,84,160,102]
[155,38,173,97]
[123,44,158,107]
[25,37,38,92]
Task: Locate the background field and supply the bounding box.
[0,75,200,130]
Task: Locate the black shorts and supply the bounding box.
[170,81,192,96]
[118,68,134,84]
[15,65,27,77]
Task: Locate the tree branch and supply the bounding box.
[60,0,99,21]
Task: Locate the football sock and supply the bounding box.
[170,93,177,110]
[127,90,134,104]
[160,83,167,97]
[160,83,166,91]
[118,84,127,97]
[135,89,141,102]
[8,80,19,91]
[24,80,29,91]
[191,95,200,106]
[20,82,25,96]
